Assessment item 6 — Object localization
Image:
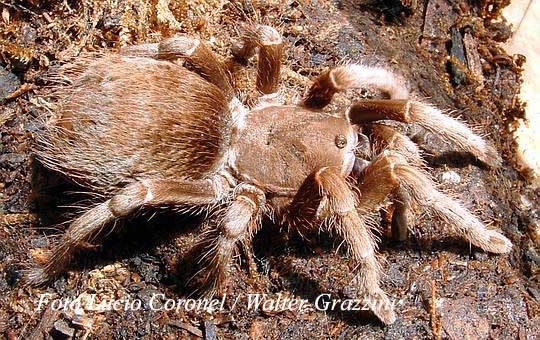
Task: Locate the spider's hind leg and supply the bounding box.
[232,25,283,97]
[25,177,228,286]
[120,35,234,99]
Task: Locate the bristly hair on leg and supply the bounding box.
[408,101,502,167]
[189,184,264,297]
[392,158,512,253]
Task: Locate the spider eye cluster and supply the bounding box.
[335,134,347,149]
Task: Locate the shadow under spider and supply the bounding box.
[422,150,490,169]
[249,225,485,326]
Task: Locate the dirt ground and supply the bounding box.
[1,0,540,339]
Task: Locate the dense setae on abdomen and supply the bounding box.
[37,55,231,194]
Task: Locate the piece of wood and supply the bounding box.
[448,28,468,85]
[463,32,485,85]
[422,0,456,40]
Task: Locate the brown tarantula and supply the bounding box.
[28,25,512,324]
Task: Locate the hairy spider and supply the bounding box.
[27,25,512,324]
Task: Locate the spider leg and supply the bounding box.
[288,167,396,324]
[348,99,501,167]
[358,150,512,254]
[302,64,408,109]
[389,188,412,242]
[118,43,159,58]
[365,123,423,241]
[367,123,424,164]
[302,64,500,166]
[25,176,230,286]
[194,184,265,295]
[232,25,283,96]
[120,36,234,98]
[388,152,512,253]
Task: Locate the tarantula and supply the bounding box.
[28,24,512,324]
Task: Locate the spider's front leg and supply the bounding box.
[301,64,409,109]
[364,123,424,241]
[288,167,397,324]
[120,36,234,98]
[387,153,512,253]
[302,64,501,167]
[232,25,283,97]
[358,150,512,254]
[25,176,230,286]
[349,99,501,167]
[194,184,265,295]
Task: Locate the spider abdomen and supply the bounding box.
[38,55,231,194]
